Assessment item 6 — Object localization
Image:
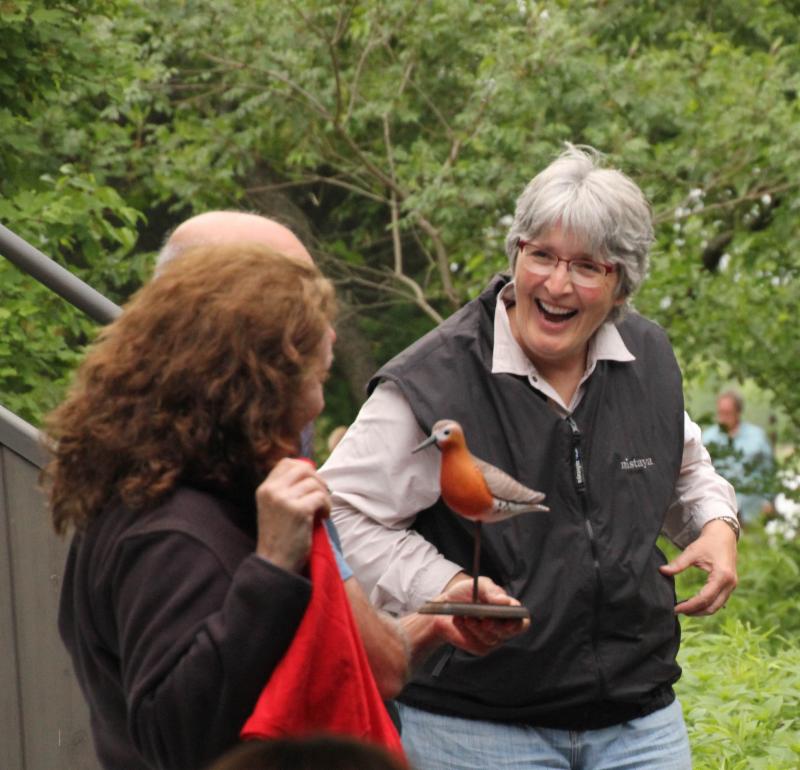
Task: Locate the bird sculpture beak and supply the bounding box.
[411,434,438,454]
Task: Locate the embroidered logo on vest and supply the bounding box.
[620,457,655,471]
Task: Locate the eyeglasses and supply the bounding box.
[517,240,617,289]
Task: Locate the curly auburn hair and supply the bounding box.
[45,243,336,535]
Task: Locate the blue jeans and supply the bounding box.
[397,699,691,770]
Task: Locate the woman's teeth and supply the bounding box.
[537,299,577,320]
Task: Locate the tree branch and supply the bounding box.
[202,51,401,197]
[384,114,404,275]
[654,180,797,225]
[413,214,459,307]
[246,174,388,204]
[285,0,351,123]
[340,272,444,325]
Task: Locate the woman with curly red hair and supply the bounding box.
[46,243,339,770]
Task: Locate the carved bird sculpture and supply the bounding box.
[413,419,548,603]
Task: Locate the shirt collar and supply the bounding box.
[491,281,635,379]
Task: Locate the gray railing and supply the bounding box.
[0,220,123,459]
[0,221,125,451]
[0,222,113,770]
[0,404,45,469]
[0,222,121,325]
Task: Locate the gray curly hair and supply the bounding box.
[504,144,653,322]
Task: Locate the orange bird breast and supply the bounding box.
[439,448,494,519]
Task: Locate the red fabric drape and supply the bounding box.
[241,521,405,760]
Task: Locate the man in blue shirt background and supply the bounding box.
[703,389,775,525]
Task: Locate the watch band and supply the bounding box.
[714,515,740,541]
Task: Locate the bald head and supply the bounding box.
[157,211,312,271]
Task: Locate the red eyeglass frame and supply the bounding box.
[517,239,617,275]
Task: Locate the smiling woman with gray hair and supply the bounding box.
[504,144,652,321]
[320,144,740,770]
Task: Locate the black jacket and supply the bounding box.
[58,487,311,770]
[373,276,685,730]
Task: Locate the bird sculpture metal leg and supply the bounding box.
[471,522,481,603]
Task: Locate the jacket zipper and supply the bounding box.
[567,415,607,697]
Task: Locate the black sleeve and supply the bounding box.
[109,531,310,770]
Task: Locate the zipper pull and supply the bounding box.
[432,645,455,678]
[567,417,586,493]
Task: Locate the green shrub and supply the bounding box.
[679,620,800,769]
[666,529,800,768]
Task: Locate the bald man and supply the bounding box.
[154,212,528,699]
[159,213,320,457]
[157,212,314,269]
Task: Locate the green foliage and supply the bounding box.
[0,0,148,422]
[664,530,800,767]
[0,267,87,423]
[679,620,800,769]
[1,0,799,438]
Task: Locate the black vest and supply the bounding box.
[372,276,685,729]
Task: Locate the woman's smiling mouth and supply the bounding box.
[536,299,578,323]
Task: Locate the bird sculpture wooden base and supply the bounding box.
[412,419,548,620]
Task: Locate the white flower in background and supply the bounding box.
[689,190,704,212]
[766,474,800,546]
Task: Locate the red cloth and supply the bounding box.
[241,521,405,759]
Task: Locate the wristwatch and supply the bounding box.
[713,515,741,541]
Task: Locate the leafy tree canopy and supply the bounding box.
[1,0,798,457]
